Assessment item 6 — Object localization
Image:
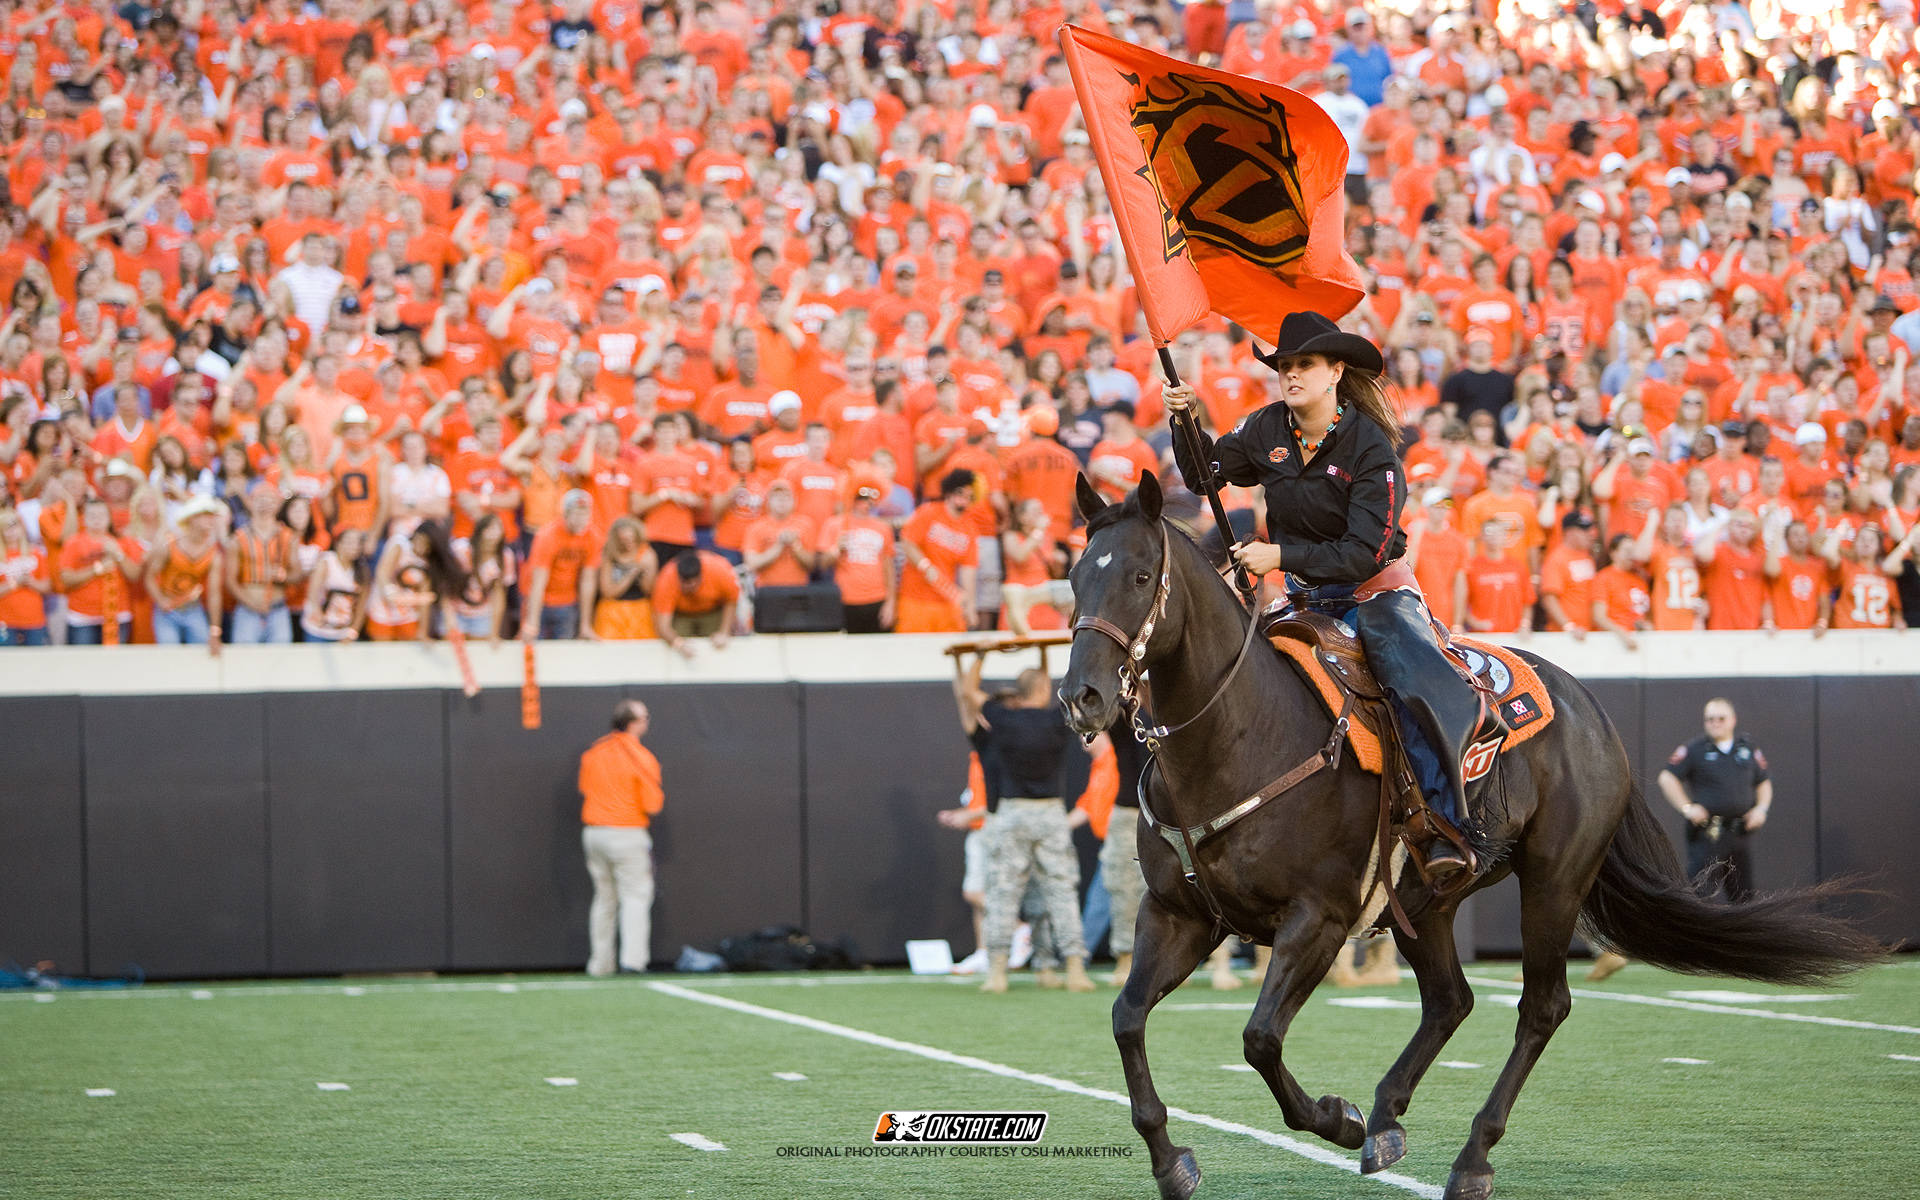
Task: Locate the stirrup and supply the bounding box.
[1404,807,1479,895]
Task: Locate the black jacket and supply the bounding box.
[1172,402,1407,588]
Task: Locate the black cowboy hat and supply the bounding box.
[1253,311,1384,375]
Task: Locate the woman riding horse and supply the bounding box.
[1163,311,1482,880]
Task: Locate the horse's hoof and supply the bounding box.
[1444,1167,1495,1200]
[1362,1126,1406,1174]
[1317,1095,1366,1150]
[1154,1148,1201,1200]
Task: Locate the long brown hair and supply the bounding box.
[1336,365,1402,444]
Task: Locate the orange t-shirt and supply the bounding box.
[1646,545,1702,631]
[1593,564,1650,630]
[525,519,603,606]
[1003,436,1082,534]
[1459,490,1540,562]
[742,513,817,586]
[1465,552,1535,632]
[577,732,664,827]
[1831,561,1898,629]
[898,501,979,606]
[1768,553,1826,630]
[1701,541,1766,630]
[634,449,705,546]
[1410,524,1468,629]
[651,550,742,614]
[1074,741,1118,841]
[817,513,894,606]
[1538,542,1597,631]
[0,546,48,628]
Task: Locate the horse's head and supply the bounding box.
[1061,470,1168,736]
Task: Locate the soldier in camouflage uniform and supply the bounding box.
[954,654,1095,993]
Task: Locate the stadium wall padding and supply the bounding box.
[82,695,270,980]
[0,696,85,974]
[1815,676,1920,946]
[265,690,449,975]
[3,671,1912,980]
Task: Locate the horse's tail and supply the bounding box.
[1578,781,1886,986]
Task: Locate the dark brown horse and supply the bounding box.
[1060,472,1881,1200]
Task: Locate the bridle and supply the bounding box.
[1069,518,1261,756]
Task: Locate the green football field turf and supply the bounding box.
[4,957,1918,1200]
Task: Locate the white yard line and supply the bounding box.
[1462,976,1920,1035]
[0,972,955,1004]
[647,981,1442,1199]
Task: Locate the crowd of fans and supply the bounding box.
[1,0,1917,651]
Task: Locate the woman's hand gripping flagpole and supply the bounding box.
[1158,347,1256,608]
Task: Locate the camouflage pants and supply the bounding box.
[981,799,1085,960]
[1100,811,1147,955]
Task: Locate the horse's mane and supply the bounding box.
[1084,491,1247,617]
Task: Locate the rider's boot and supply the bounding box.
[1108,952,1132,989]
[1064,955,1096,992]
[981,952,1010,993]
[1354,590,1494,889]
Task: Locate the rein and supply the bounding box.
[1071,518,1414,942]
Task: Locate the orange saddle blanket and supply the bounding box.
[1270,636,1555,777]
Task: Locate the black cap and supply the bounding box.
[1105,399,1137,420]
[1871,294,1901,314]
[337,294,363,315]
[1719,419,1748,436]
[982,268,1004,282]
[1561,510,1596,531]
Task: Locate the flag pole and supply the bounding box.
[1158,346,1256,608]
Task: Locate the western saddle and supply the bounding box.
[1262,608,1494,905]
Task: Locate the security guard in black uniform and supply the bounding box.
[1657,697,1773,903]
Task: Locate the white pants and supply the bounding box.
[583,825,655,974]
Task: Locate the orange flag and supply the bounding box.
[1057,24,1367,345]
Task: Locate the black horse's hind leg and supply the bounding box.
[1115,891,1219,1200]
[1363,904,1474,1174]
[1243,898,1364,1149]
[1444,866,1580,1200]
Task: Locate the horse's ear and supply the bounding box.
[1075,472,1107,520]
[1137,469,1163,522]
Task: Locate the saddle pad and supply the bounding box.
[1269,637,1385,774]
[1269,636,1557,775]
[1448,638,1556,751]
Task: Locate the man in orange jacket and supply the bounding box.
[579,699,665,975]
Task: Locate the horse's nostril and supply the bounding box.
[1075,685,1103,712]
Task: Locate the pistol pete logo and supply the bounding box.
[873,1111,1048,1144]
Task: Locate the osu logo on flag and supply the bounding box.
[873,1111,1049,1144]
[1127,73,1311,269]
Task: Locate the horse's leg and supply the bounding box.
[1115,890,1218,1200]
[1363,908,1474,1174]
[1242,899,1364,1149]
[1444,870,1580,1200]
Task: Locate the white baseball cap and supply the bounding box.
[1626,438,1657,457]
[636,275,666,295]
[1794,422,1828,445]
[968,104,997,128]
[1599,152,1628,173]
[1665,167,1693,186]
[769,391,803,415]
